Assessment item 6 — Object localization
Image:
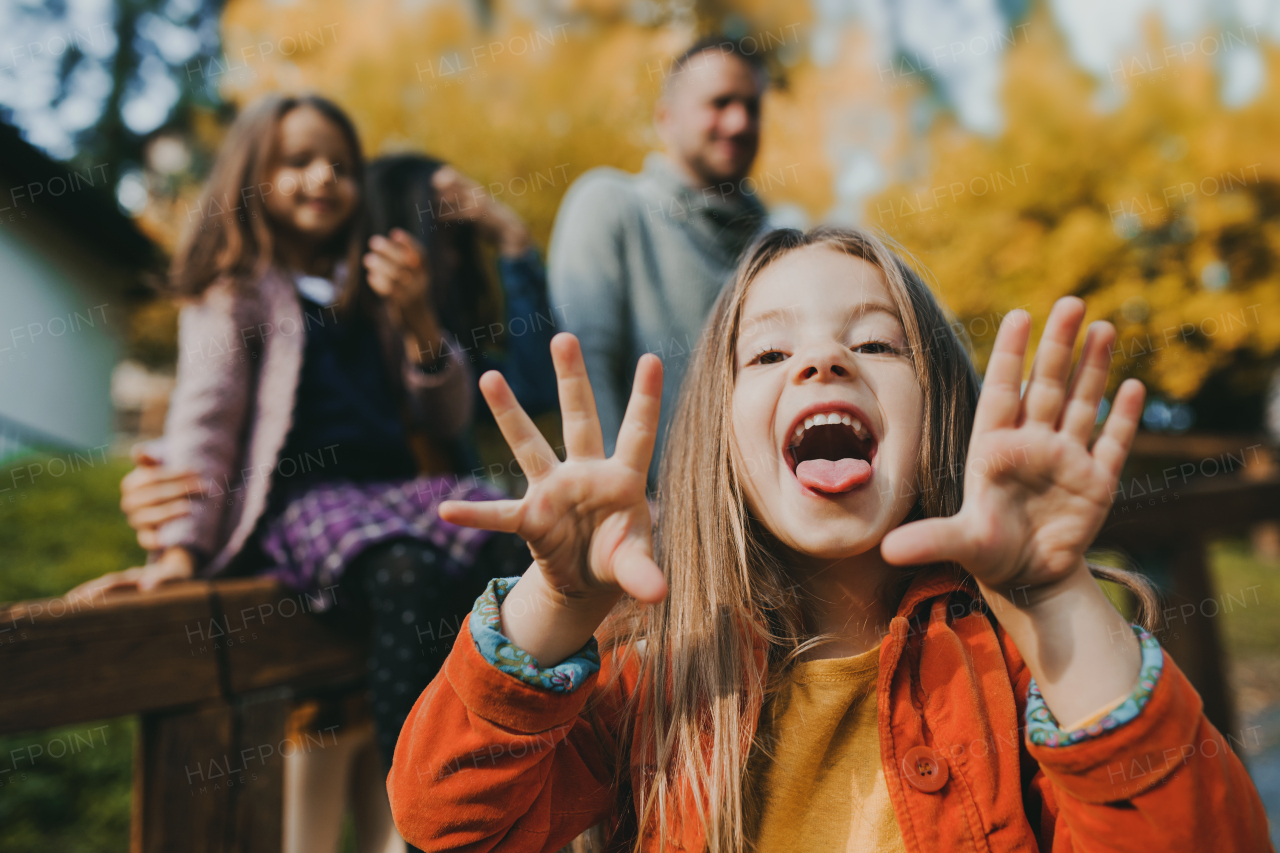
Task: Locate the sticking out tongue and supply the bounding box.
[796,458,872,494]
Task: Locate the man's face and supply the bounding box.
[656,49,762,188]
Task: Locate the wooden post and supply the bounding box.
[132,702,236,853]
[1159,537,1238,743]
[131,690,292,853]
[228,690,291,853]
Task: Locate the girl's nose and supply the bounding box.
[791,342,854,383]
[307,158,336,187]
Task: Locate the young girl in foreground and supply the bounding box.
[389,227,1270,852]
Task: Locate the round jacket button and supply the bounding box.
[903,746,948,793]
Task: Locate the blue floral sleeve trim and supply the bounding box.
[1026,624,1163,747]
[469,576,601,693]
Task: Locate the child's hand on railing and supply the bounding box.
[440,333,667,666]
[882,297,1144,595]
[65,546,195,606]
[120,445,200,551]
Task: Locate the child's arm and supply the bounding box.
[440,333,667,666]
[883,298,1271,847]
[387,334,665,848]
[388,596,624,851]
[66,284,255,601]
[883,298,1142,721]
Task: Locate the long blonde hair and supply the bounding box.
[594,226,1155,853]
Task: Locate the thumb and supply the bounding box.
[390,228,422,254]
[611,545,668,605]
[881,516,972,568]
[137,564,183,592]
[131,444,162,466]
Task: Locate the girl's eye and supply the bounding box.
[750,348,787,365]
[853,341,896,355]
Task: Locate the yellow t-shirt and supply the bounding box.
[746,646,905,853]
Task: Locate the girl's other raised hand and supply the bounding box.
[365,228,448,367]
[364,228,430,311]
[440,334,666,665]
[882,297,1145,596]
[431,166,531,257]
[442,333,666,603]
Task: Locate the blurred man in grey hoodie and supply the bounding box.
[548,35,769,486]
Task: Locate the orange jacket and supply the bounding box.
[388,569,1273,852]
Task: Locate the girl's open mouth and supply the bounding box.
[785,408,876,494]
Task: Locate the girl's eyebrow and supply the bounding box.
[739,305,799,333]
[840,300,901,329]
[739,299,901,342]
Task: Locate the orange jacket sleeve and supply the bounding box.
[388,616,623,852]
[1029,651,1272,852]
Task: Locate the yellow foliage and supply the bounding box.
[140,0,1276,407]
[213,0,839,249]
[872,13,1280,401]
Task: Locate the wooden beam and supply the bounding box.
[0,578,366,736]
[0,583,223,735]
[1099,476,1280,551]
[131,691,292,853]
[213,579,366,696]
[227,691,290,853]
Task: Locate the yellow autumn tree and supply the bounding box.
[870,12,1280,404]
[209,0,834,247]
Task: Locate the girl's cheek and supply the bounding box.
[274,168,304,199]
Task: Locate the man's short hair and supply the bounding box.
[664,34,768,92]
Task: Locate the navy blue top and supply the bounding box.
[277,296,419,485]
[278,250,559,483]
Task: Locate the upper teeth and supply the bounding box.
[791,412,867,445]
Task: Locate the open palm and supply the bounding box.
[440,334,668,605]
[882,298,1145,593]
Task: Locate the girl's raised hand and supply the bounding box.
[882,297,1145,595]
[431,166,531,257]
[364,228,430,311]
[440,334,668,607]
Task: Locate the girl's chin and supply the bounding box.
[774,511,883,558]
[787,536,881,564]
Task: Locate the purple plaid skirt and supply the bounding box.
[258,475,503,610]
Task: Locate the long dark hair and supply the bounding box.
[365,153,501,350]
[170,93,367,310]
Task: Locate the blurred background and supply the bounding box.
[1,0,1278,849]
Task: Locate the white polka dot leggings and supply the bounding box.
[341,532,531,772]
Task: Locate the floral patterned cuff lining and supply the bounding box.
[1026,624,1163,747]
[470,576,601,693]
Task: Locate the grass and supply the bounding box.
[0,719,134,853]
[0,454,142,852]
[1207,538,1280,661]
[0,454,145,604]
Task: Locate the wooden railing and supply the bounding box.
[1,437,1276,851]
[0,577,366,853]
